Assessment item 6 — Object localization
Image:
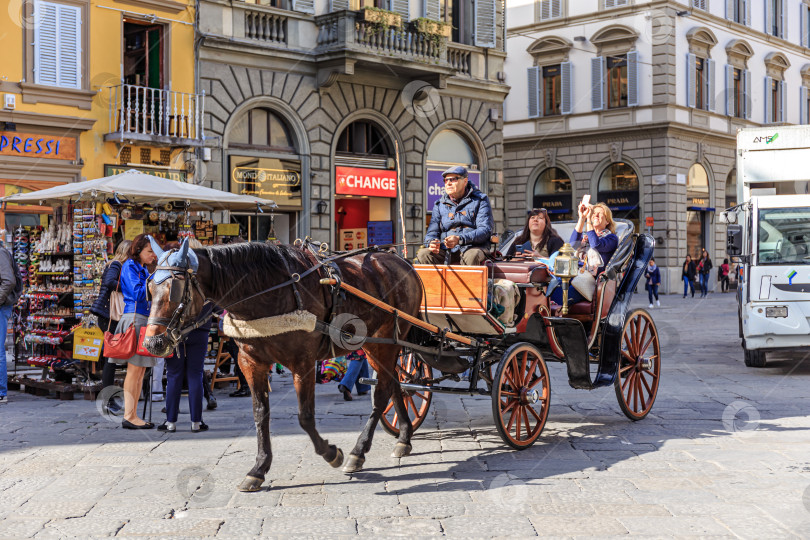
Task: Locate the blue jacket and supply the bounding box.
[121,259,151,316]
[424,184,494,252]
[570,229,619,272]
[645,265,661,286]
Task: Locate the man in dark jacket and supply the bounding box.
[0,247,21,404]
[417,166,494,266]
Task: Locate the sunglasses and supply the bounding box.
[528,208,548,215]
[443,176,463,183]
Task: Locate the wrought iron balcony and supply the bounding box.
[102,84,207,147]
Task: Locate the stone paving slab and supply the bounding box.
[2,293,810,536]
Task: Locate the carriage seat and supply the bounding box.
[485,261,550,284]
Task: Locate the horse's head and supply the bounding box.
[143,236,206,356]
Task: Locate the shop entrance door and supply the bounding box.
[686,210,708,259]
[232,213,294,243]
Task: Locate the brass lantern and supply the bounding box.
[553,242,579,315]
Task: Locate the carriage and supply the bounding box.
[359,219,660,449]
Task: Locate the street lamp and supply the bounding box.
[315,200,328,215]
[553,242,579,315]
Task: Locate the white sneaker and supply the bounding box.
[0,396,7,404]
[648,304,654,308]
[656,300,660,307]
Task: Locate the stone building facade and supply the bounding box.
[197,0,508,251]
[504,0,810,292]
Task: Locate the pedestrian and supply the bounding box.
[682,254,696,298]
[337,349,370,401]
[645,258,661,308]
[0,244,23,405]
[115,234,159,429]
[720,258,730,293]
[697,248,713,298]
[90,239,131,414]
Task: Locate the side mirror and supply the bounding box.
[727,224,743,256]
[718,210,738,224]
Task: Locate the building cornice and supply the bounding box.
[0,110,96,132]
[115,0,189,14]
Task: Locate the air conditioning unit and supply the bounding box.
[3,94,16,110]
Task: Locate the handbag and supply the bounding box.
[109,291,124,322]
[102,271,137,359]
[136,327,162,358]
[570,268,596,302]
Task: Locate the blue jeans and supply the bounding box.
[0,305,11,397]
[647,284,659,304]
[699,273,710,296]
[340,356,370,394]
[683,276,694,297]
[165,331,207,423]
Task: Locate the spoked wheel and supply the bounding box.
[491,343,550,450]
[380,349,433,437]
[614,308,661,420]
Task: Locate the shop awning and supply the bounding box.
[0,169,276,212]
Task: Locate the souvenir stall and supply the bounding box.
[2,169,274,399]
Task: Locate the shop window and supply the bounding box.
[426,129,476,165]
[229,108,296,152]
[687,163,711,260]
[598,162,640,230]
[532,167,572,221]
[726,169,737,209]
[336,121,393,157]
[123,21,165,88]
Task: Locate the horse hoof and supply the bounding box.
[237,476,264,492]
[391,442,412,458]
[342,455,365,474]
[328,448,344,468]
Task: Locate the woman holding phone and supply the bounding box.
[514,208,564,258]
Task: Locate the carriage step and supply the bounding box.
[359,378,489,396]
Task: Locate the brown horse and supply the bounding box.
[142,239,422,492]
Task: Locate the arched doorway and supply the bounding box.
[725,169,737,209]
[686,163,712,259]
[334,120,397,249]
[425,129,481,230]
[532,167,573,221]
[597,162,640,232]
[227,107,302,243]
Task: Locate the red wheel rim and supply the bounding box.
[617,311,660,419]
[381,351,432,435]
[496,346,549,448]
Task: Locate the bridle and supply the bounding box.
[146,253,208,348]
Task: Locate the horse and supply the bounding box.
[141,237,423,492]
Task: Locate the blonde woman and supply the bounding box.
[90,240,131,415]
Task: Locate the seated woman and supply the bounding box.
[547,201,619,306]
[514,208,564,259]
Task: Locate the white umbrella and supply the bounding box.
[0,169,277,212]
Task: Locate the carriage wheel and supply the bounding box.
[491,343,550,450]
[380,350,433,437]
[614,308,661,420]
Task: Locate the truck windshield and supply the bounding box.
[757,207,810,265]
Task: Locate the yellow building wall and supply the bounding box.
[1,0,196,181]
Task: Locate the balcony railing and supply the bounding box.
[104,84,206,145]
[245,9,287,44]
[447,44,472,77]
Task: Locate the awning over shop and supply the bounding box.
[0,169,276,212]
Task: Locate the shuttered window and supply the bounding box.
[725,65,746,118]
[474,0,496,48]
[33,0,81,89]
[765,77,785,123]
[528,67,540,119]
[687,54,714,111]
[292,0,315,14]
[423,0,440,19]
[591,56,605,111]
[727,0,751,25]
[389,0,409,21]
[692,0,708,10]
[603,0,629,8]
[538,0,562,21]
[527,62,572,118]
[330,0,350,10]
[766,0,785,38]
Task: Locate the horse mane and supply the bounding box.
[198,243,312,304]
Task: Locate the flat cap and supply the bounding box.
[442,165,468,178]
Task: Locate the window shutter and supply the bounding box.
[779,80,786,122]
[765,0,772,35]
[803,6,809,47]
[725,64,734,116]
[765,76,773,123]
[687,53,696,108]
[591,56,604,111]
[292,0,315,14]
[627,51,639,107]
[706,58,715,112]
[561,61,572,114]
[57,4,81,89]
[527,67,540,119]
[539,0,550,20]
[551,0,562,18]
[474,0,496,48]
[801,86,808,124]
[780,0,785,38]
[389,0,409,21]
[424,0,440,19]
[744,0,751,25]
[725,0,733,20]
[330,0,350,11]
[744,69,752,119]
[34,1,58,86]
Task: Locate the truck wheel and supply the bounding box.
[743,346,767,368]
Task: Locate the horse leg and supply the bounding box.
[389,378,414,458]
[237,353,273,492]
[343,345,407,473]
[291,366,344,469]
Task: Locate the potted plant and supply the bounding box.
[413,17,452,38]
[361,7,402,28]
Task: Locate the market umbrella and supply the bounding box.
[0,169,277,211]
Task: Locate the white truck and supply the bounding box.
[723,126,810,367]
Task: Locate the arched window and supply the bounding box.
[686,163,711,260]
[426,129,477,166]
[532,167,572,221]
[229,108,295,152]
[598,162,640,230]
[725,169,737,209]
[336,121,393,156]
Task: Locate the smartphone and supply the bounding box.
[581,194,591,207]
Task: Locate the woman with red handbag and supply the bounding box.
[112,234,159,429]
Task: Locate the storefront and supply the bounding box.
[531,167,573,221]
[598,162,640,232]
[686,163,713,260]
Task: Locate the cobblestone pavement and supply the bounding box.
[2,292,810,538]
